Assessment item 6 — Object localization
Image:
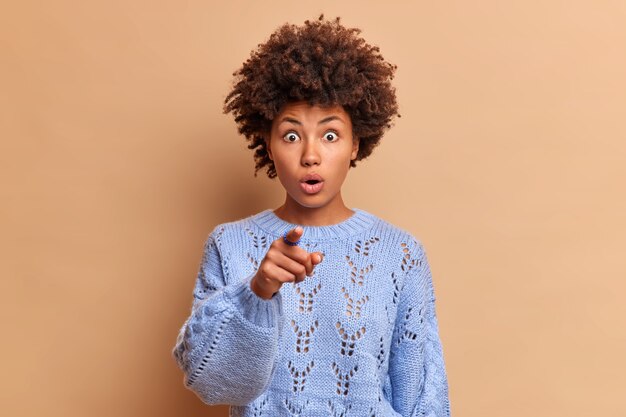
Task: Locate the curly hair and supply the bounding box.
[223,14,400,179]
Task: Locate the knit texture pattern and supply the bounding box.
[172,208,451,416]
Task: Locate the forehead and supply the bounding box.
[274,101,350,122]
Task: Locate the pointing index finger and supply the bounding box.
[285,226,304,245]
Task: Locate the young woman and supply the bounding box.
[172,15,451,416]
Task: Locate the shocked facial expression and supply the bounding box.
[266,101,359,210]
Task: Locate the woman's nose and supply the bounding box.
[301,139,321,166]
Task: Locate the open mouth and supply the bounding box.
[300,178,324,194]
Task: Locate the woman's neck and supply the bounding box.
[273,195,355,226]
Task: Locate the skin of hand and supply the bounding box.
[250,226,324,300]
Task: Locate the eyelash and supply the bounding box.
[282,130,340,143]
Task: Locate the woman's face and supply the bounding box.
[266,101,359,211]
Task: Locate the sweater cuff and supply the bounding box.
[223,275,283,328]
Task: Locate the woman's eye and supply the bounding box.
[283,132,300,142]
[324,132,338,142]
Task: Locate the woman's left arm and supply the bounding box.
[388,240,451,417]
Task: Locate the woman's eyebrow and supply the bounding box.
[279,115,345,126]
[318,115,344,125]
[280,117,302,125]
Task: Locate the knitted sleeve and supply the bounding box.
[388,241,451,417]
[171,228,284,406]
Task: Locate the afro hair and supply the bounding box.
[223,14,400,178]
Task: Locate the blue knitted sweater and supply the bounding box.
[172,208,451,416]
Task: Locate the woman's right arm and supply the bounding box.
[171,228,284,406]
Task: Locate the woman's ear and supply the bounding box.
[351,136,359,160]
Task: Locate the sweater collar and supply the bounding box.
[251,208,377,241]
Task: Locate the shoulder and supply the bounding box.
[205,210,268,247]
[364,209,425,250]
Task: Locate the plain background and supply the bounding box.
[1,1,625,416]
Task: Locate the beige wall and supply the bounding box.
[1,1,625,416]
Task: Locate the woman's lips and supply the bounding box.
[300,180,324,194]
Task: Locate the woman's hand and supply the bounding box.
[250,226,324,300]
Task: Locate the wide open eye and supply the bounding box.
[323,131,338,142]
[283,132,300,143]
